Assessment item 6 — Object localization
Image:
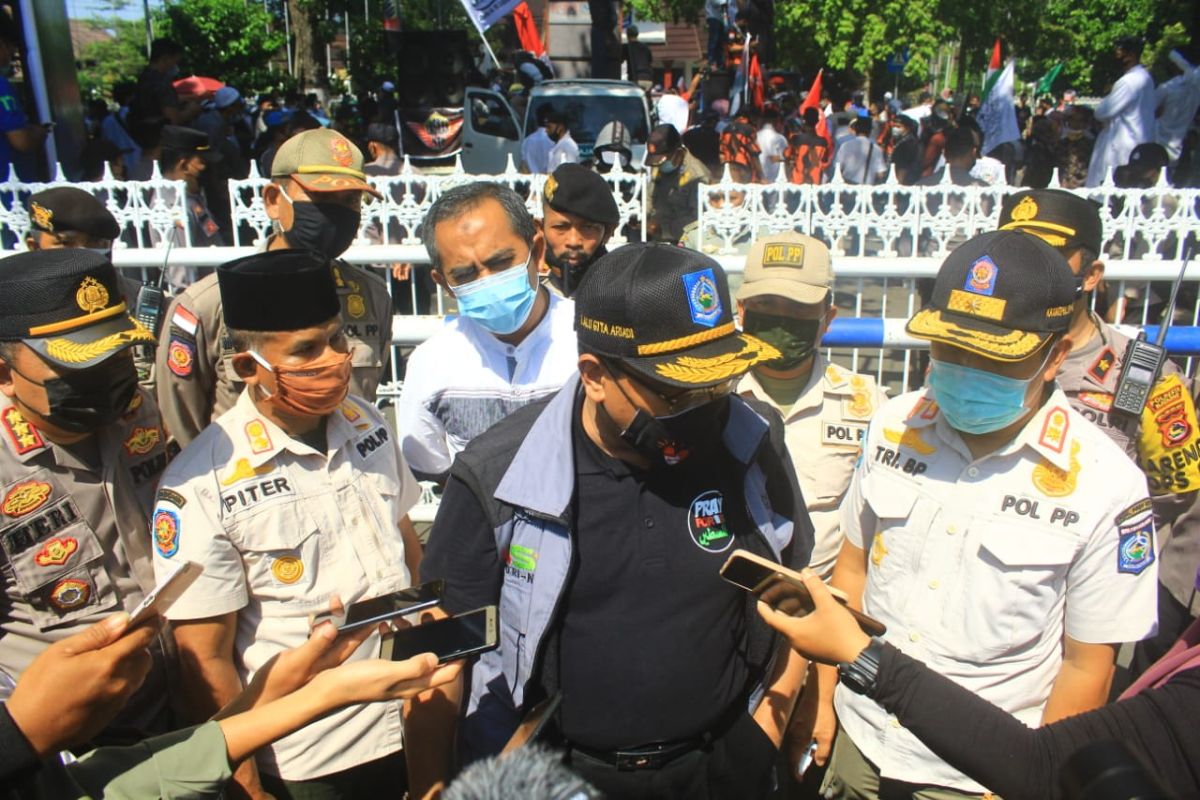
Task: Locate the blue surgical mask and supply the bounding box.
[452,255,537,335]
[927,350,1052,435]
[658,159,679,174]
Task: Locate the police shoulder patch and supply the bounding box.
[153,509,180,558]
[1117,516,1155,575]
[167,337,195,378]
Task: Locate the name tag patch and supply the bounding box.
[822,421,867,446]
[221,477,295,513]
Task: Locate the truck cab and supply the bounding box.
[462,79,652,174]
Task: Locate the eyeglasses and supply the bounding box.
[605,359,733,413]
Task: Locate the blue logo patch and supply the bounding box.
[964,256,998,296]
[1117,519,1155,575]
[682,268,722,327]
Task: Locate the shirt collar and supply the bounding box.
[738,355,828,419]
[229,389,316,466]
[0,394,50,464]
[1013,388,1076,470]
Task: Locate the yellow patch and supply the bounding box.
[45,321,154,364]
[1032,441,1082,497]
[30,202,54,231]
[883,427,937,456]
[75,276,110,313]
[544,174,558,202]
[271,556,304,585]
[843,391,875,420]
[221,458,275,486]
[653,336,781,385]
[123,426,161,456]
[2,480,52,517]
[244,420,272,455]
[1010,195,1038,222]
[762,242,805,268]
[946,289,1007,321]
[871,533,888,567]
[340,401,362,422]
[347,294,366,319]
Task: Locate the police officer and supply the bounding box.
[156,128,392,446]
[997,188,1200,688]
[153,249,424,799]
[819,231,1159,799]
[24,187,162,393]
[408,243,814,799]
[156,125,225,292]
[539,162,619,298]
[0,249,172,747]
[646,124,713,243]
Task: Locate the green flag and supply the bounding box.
[1036,63,1064,96]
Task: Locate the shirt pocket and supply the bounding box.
[862,472,928,588]
[6,515,118,631]
[940,521,1079,659]
[229,504,325,615]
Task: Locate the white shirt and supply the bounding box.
[1087,64,1157,186]
[521,127,554,174]
[969,155,1008,185]
[1155,67,1200,161]
[154,391,420,780]
[737,360,886,578]
[397,291,578,477]
[547,131,580,170]
[904,103,932,123]
[833,135,886,184]
[756,124,787,182]
[835,388,1158,792]
[657,93,691,137]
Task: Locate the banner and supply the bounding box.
[977,60,1021,155]
[798,69,833,165]
[1036,63,1064,96]
[512,2,544,56]
[459,0,524,34]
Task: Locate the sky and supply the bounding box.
[64,1,166,21]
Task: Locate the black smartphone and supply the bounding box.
[312,579,445,632]
[380,606,499,665]
[719,549,887,636]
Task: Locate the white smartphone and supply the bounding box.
[128,560,204,627]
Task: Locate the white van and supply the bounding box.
[462,79,652,174]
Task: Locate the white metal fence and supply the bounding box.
[3,157,1199,396]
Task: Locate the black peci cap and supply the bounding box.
[217,250,340,332]
[28,187,121,241]
[0,249,154,368]
[160,125,222,163]
[997,189,1103,255]
[906,231,1076,362]
[574,243,780,387]
[544,163,619,227]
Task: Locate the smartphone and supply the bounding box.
[312,580,445,632]
[380,606,499,665]
[501,692,563,754]
[719,549,887,636]
[796,740,818,777]
[128,560,204,627]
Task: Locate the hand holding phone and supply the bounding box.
[129,560,204,627]
[380,606,498,665]
[311,580,445,632]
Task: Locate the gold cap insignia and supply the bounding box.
[75,276,109,313]
[30,202,53,232]
[1010,196,1038,222]
[544,175,558,202]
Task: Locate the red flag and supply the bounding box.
[798,69,833,165]
[748,53,764,110]
[988,38,1002,73]
[513,3,544,57]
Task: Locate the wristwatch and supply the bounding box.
[837,637,885,697]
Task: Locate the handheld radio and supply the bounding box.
[1111,242,1194,416]
[134,239,171,337]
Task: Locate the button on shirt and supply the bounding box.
[153,391,420,781]
[397,291,578,478]
[836,388,1159,792]
[737,359,886,578]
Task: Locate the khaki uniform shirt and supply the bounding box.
[155,261,392,446]
[154,391,420,781]
[0,389,165,677]
[737,358,886,578]
[836,388,1158,792]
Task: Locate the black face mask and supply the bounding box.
[742,311,822,371]
[285,200,360,259]
[609,376,730,467]
[545,245,605,298]
[12,359,138,434]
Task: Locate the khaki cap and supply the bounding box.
[737,233,833,304]
[271,128,382,199]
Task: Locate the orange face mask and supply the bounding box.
[249,349,352,418]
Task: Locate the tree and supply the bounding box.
[157,0,288,95]
[75,17,152,99]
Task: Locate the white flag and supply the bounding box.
[459,0,523,34]
[977,60,1021,155]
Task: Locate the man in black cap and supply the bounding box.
[645,123,712,242]
[0,249,173,748]
[997,188,1200,692]
[153,249,427,799]
[408,243,813,799]
[155,124,225,291]
[24,187,163,392]
[818,231,1157,799]
[539,163,619,297]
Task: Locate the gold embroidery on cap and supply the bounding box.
[907,310,1042,358]
[762,242,805,268]
[30,202,53,232]
[653,335,780,384]
[44,320,154,364]
[1010,196,1038,222]
[544,175,558,202]
[330,136,354,167]
[76,277,109,313]
[947,289,1006,321]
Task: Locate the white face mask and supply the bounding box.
[600,151,619,165]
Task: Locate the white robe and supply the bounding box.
[1087,64,1156,186]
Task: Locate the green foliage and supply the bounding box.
[75,17,150,100]
[158,0,289,95]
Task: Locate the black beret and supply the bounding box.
[217,250,340,332]
[543,163,619,227]
[0,249,153,368]
[160,125,222,163]
[998,189,1103,256]
[28,187,120,241]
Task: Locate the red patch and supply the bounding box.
[1,407,45,455]
[1088,347,1116,383]
[1038,406,1070,454]
[49,578,90,610]
[906,396,940,421]
[167,338,194,377]
[330,136,354,167]
[35,537,78,567]
[1077,391,1113,412]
